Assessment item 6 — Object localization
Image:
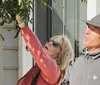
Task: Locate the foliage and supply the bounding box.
[81,0,87,3]
[0,0,50,39]
[0,0,31,38]
[0,0,87,40]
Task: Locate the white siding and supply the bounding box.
[0,22,33,85]
[2,24,18,85]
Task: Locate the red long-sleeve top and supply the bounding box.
[20,26,61,85]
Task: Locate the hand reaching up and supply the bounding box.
[16,14,25,28]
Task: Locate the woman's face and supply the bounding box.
[43,37,63,59]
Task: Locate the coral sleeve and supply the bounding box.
[20,26,60,84]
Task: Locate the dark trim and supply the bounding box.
[33,0,34,32]
[47,0,52,39]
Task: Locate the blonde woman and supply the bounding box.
[16,15,73,85]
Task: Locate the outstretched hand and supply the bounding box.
[16,14,23,24]
[16,14,25,28]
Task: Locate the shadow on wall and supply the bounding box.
[64,27,79,59]
[52,8,79,59]
[52,8,63,35]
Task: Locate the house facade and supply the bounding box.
[0,0,100,85]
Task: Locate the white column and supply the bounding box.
[96,0,100,14]
[87,0,97,20]
[18,35,32,77]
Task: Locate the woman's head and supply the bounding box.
[44,35,73,72]
[44,36,63,60]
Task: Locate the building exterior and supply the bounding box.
[0,0,100,85]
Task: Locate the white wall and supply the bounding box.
[18,24,33,78]
[1,23,18,85]
[79,1,87,51]
[87,0,97,20]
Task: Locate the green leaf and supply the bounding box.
[14,28,20,38]
[18,0,22,6]
[40,0,52,12]
[26,0,30,3]
[2,0,5,3]
[81,0,87,3]
[0,0,51,38]
[0,19,5,26]
[0,34,4,41]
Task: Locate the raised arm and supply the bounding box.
[16,15,60,84]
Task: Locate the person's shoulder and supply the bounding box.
[75,48,86,60]
[75,54,85,63]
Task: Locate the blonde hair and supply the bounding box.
[51,35,73,79]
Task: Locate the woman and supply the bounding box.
[16,15,73,85]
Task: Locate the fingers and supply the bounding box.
[16,14,25,28]
[16,14,23,24]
